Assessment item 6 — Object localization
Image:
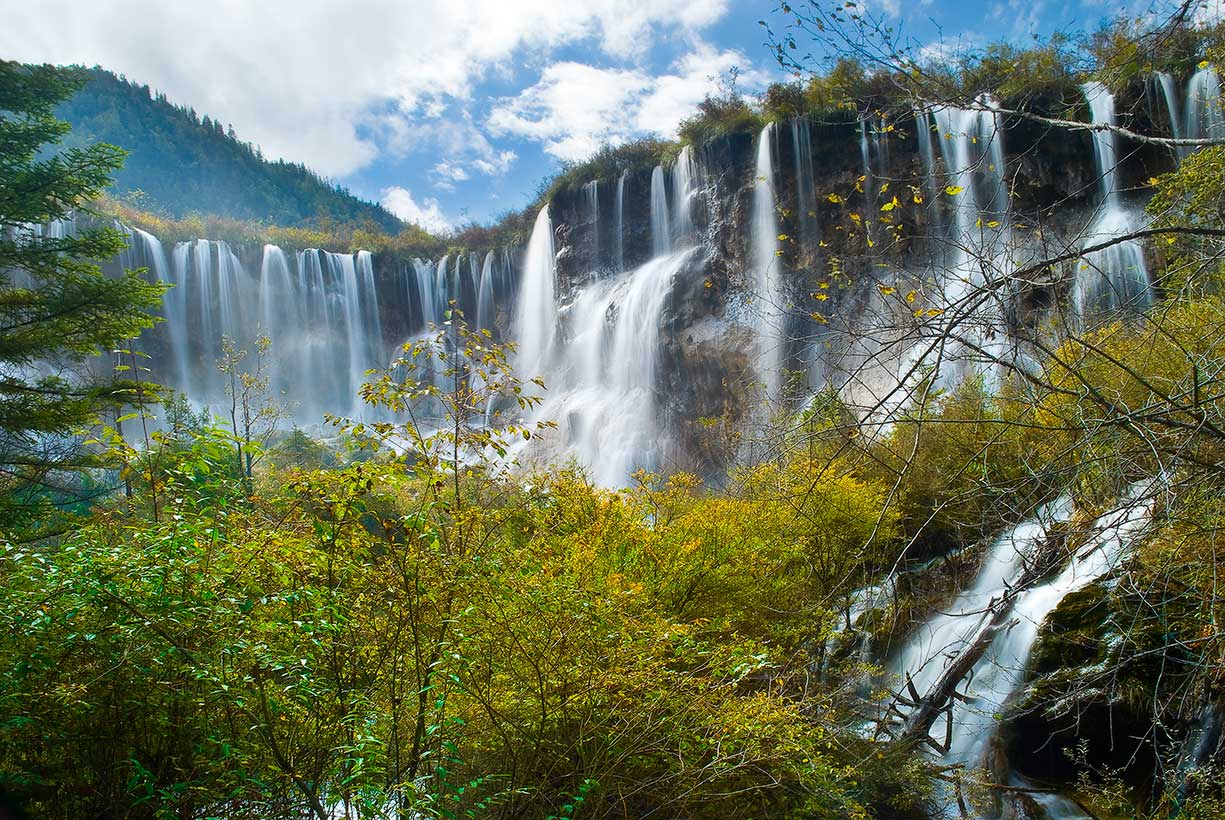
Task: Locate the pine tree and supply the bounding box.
[0,61,165,537]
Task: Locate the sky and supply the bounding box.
[0,0,1163,231]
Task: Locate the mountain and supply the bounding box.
[54,67,405,233]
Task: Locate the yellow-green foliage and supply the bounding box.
[1032,300,1225,490]
[860,380,1053,555]
[0,424,919,819]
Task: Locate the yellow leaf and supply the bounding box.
[905,290,917,303]
[880,196,899,212]
[878,285,895,296]
[880,182,890,193]
[987,220,1000,228]
[826,192,844,203]
[1146,176,1160,186]
[819,281,829,289]
[926,308,943,316]
[850,212,862,223]
[810,311,828,324]
[913,192,924,204]
[1199,60,1211,69]
[945,185,964,196]
[704,279,713,289]
[815,292,828,301]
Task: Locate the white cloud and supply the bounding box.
[380,186,453,233]
[431,161,471,191]
[0,0,730,177]
[487,44,769,161]
[472,150,517,176]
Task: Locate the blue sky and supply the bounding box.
[0,0,1164,230]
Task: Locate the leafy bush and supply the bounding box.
[678,93,765,146]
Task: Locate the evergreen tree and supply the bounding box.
[0,61,164,537]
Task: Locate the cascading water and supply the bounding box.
[1071,82,1151,319]
[512,207,559,385]
[790,116,817,242]
[614,171,626,273]
[650,164,671,257]
[886,484,1157,818]
[671,145,699,247]
[512,248,692,486]
[584,179,600,269]
[1184,65,1223,142]
[751,122,785,403]
[913,107,945,246]
[476,251,495,333]
[1154,71,1183,147]
[113,234,408,424]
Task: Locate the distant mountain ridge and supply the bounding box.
[54,66,405,234]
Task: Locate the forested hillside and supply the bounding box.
[54,67,404,232]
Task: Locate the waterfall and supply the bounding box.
[512,207,558,383]
[512,249,691,487]
[889,485,1156,817]
[584,179,600,270]
[1184,65,1223,143]
[751,122,785,403]
[614,171,626,273]
[414,258,439,328]
[258,244,296,397]
[887,495,1076,704]
[1154,71,1183,148]
[924,100,1012,385]
[476,250,495,333]
[650,164,671,256]
[671,145,699,247]
[123,227,188,391]
[914,106,944,245]
[858,118,873,198]
[121,235,402,425]
[791,116,817,241]
[1072,82,1151,319]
